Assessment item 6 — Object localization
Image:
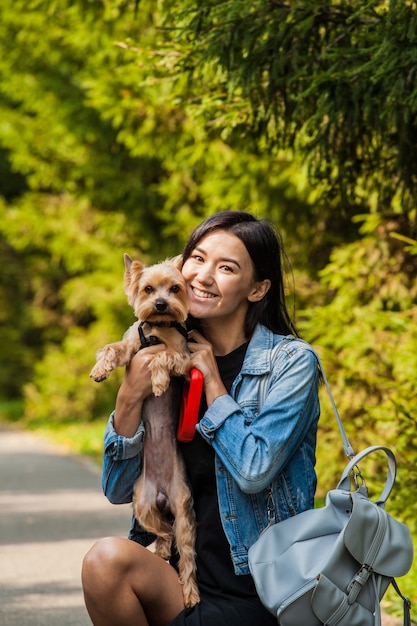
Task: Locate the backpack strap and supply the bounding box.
[391,579,412,626]
[259,335,355,459]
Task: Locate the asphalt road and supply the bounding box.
[0,428,132,626]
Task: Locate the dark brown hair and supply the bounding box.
[182,211,298,338]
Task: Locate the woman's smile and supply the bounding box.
[191,287,217,300]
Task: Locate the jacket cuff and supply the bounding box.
[104,412,145,460]
[197,394,237,442]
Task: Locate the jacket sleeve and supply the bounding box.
[101,412,144,504]
[197,343,320,494]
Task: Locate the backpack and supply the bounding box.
[249,446,413,626]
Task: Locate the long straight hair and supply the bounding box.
[182,211,298,339]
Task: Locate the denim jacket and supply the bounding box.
[102,325,320,575]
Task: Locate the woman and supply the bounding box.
[82,211,320,626]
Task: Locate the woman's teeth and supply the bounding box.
[193,288,216,299]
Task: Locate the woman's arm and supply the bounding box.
[198,342,320,494]
[101,345,165,503]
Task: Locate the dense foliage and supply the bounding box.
[0,2,416,606]
[164,0,417,213]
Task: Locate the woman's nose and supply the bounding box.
[195,264,214,285]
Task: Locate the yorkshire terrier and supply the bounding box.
[90,253,191,397]
[90,254,200,607]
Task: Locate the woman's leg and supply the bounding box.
[82,536,185,626]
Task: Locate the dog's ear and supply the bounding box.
[124,253,133,271]
[124,254,145,305]
[169,254,183,271]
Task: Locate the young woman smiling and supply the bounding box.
[82,211,320,626]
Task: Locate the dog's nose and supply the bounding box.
[155,300,168,312]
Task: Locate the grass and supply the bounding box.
[0,399,106,465]
[28,420,106,465]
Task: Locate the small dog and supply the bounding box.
[90,253,191,397]
[90,254,200,607]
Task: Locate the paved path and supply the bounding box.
[0,428,132,626]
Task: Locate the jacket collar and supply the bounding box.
[240,324,283,376]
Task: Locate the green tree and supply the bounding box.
[300,218,417,526]
[160,0,417,217]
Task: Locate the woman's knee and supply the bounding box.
[82,537,132,593]
[82,537,184,624]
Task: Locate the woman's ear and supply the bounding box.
[248,279,271,303]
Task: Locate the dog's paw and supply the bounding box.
[89,365,111,382]
[152,379,170,397]
[90,346,119,382]
[150,365,171,396]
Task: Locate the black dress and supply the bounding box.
[169,344,276,626]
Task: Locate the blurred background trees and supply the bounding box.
[0,0,416,564]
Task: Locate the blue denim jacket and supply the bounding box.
[102,325,320,575]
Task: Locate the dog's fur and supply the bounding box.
[90,254,199,607]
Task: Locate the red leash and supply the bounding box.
[177,368,204,442]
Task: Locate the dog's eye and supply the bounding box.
[144,285,154,294]
[170,285,180,293]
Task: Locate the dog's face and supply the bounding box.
[124,254,188,323]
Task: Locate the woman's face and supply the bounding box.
[182,230,266,323]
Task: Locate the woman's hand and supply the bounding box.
[114,344,166,437]
[187,330,228,406]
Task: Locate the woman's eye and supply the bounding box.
[220,264,233,272]
[192,254,204,262]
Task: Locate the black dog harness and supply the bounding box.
[138,320,188,349]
